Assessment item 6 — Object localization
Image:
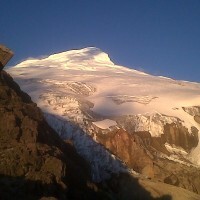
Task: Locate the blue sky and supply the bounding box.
[1,0,200,82]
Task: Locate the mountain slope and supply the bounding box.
[7,47,200,194]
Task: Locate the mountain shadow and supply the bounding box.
[0,173,172,200]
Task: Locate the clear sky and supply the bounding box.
[1,0,200,82]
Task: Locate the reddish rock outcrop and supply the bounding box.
[194,115,200,124]
[97,129,154,178]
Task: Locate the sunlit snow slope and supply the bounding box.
[7,47,200,170]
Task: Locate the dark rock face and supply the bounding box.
[194,115,200,124]
[0,71,101,199]
[164,173,179,186]
[182,106,200,117]
[163,123,199,152]
[0,45,14,70]
[97,129,154,178]
[182,105,200,127]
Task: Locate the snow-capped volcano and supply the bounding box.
[15,47,115,70]
[7,47,200,184]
